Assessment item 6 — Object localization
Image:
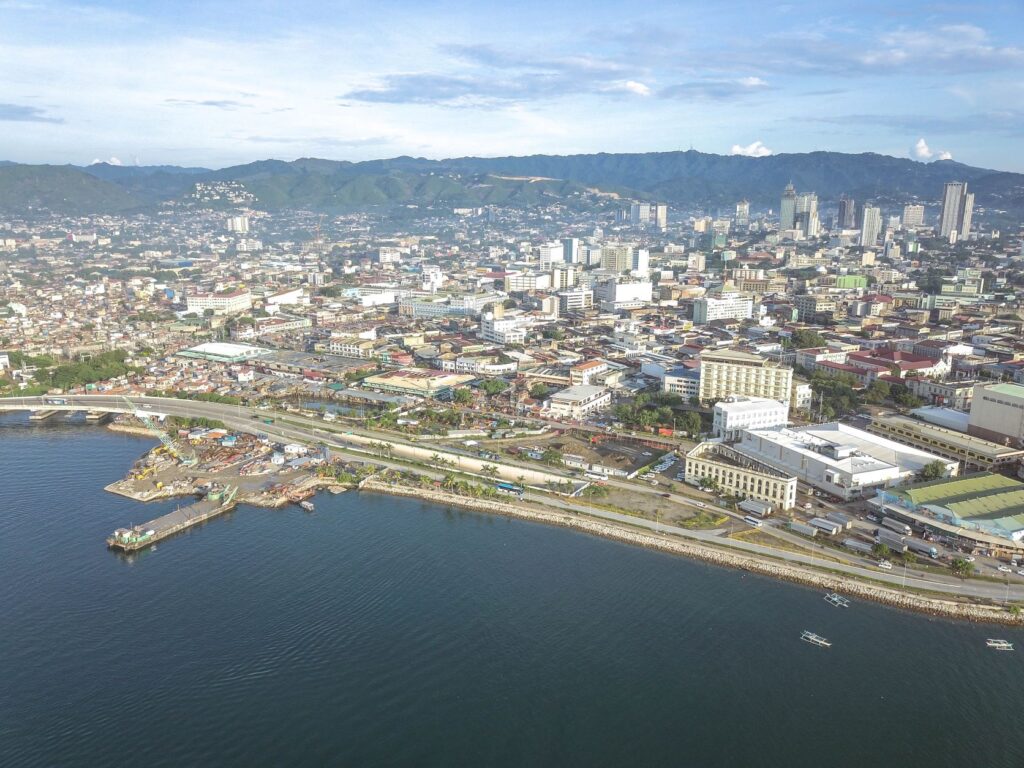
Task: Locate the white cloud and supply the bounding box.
[730,140,773,157]
[912,138,952,161]
[619,80,651,96]
[738,76,768,87]
[89,156,122,165]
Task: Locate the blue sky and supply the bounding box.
[1,0,1022,169]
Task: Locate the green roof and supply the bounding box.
[899,472,1024,523]
[981,383,1024,399]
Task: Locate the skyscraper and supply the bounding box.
[860,205,881,246]
[653,203,668,231]
[939,182,975,242]
[795,193,819,237]
[780,182,797,231]
[837,196,855,229]
[561,237,580,264]
[735,200,749,228]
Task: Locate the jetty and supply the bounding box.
[29,410,59,421]
[107,487,238,553]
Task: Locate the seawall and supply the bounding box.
[360,480,1024,627]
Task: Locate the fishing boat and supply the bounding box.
[986,639,1014,651]
[824,592,850,608]
[800,630,832,648]
[299,500,315,512]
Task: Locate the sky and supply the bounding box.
[1,0,1023,170]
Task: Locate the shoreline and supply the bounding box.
[360,480,1024,627]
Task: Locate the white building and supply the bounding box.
[185,289,253,316]
[479,308,531,345]
[546,385,612,421]
[698,349,794,406]
[713,396,788,441]
[692,293,754,324]
[736,423,959,500]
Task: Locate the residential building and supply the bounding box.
[185,289,253,316]
[902,204,925,228]
[698,349,794,405]
[546,385,612,420]
[860,205,882,246]
[939,181,975,242]
[692,293,754,325]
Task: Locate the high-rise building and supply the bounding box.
[795,193,819,237]
[735,200,750,227]
[630,203,651,226]
[837,196,855,229]
[227,215,249,233]
[629,202,668,230]
[860,205,882,246]
[939,182,975,242]
[600,245,634,273]
[561,237,580,264]
[780,183,797,231]
[692,293,754,324]
[537,242,565,270]
[902,204,925,228]
[698,349,794,406]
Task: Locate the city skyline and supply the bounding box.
[1,0,1022,169]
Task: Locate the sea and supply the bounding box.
[2,412,1023,767]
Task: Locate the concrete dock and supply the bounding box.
[29,410,59,421]
[107,489,238,552]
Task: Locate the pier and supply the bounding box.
[107,487,238,552]
[29,410,59,421]
[85,410,111,423]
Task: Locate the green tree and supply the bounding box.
[480,379,509,396]
[872,543,891,560]
[452,388,473,405]
[679,411,702,437]
[917,460,948,482]
[529,383,550,400]
[951,557,974,579]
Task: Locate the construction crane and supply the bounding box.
[121,396,197,466]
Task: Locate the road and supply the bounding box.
[5,394,1024,603]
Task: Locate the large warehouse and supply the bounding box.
[736,422,959,500]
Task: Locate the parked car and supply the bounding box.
[878,560,893,570]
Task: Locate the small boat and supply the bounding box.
[801,630,832,647]
[824,592,850,608]
[299,500,315,512]
[986,639,1014,651]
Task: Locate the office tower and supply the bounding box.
[537,242,565,270]
[600,245,634,272]
[860,205,881,246]
[939,182,974,241]
[632,249,650,275]
[902,204,925,228]
[780,182,797,231]
[735,200,750,227]
[653,203,668,231]
[561,237,580,264]
[630,203,651,226]
[837,196,855,229]
[795,193,819,237]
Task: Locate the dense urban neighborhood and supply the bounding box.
[5,173,1024,609]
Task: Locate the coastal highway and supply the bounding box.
[6,394,1024,604]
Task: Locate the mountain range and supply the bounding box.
[1,150,1022,217]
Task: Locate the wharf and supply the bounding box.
[29,410,59,421]
[107,489,238,553]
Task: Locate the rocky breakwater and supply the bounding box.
[361,480,1024,627]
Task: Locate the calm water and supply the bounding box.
[2,413,1023,767]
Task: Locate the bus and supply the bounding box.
[743,515,764,528]
[495,482,525,497]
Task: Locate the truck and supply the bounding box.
[906,538,939,559]
[842,538,875,555]
[825,512,853,530]
[881,517,912,536]
[790,521,819,538]
[739,498,773,518]
[809,517,841,536]
[876,528,908,553]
